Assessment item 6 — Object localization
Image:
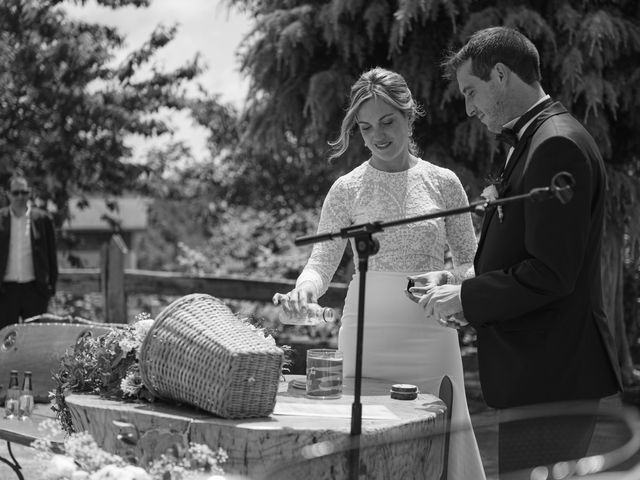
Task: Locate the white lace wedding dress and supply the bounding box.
[296,159,486,480]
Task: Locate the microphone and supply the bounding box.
[530,171,575,204]
[549,171,575,205]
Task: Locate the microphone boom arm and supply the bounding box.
[295,172,575,247]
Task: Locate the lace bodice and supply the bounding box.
[296,159,477,297]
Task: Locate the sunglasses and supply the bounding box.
[10,190,30,196]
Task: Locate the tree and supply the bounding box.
[223,0,489,191]
[0,0,203,220]
[140,95,345,279]
[225,0,639,186]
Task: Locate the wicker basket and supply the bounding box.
[139,293,284,419]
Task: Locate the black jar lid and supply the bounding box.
[291,379,306,390]
[390,384,419,400]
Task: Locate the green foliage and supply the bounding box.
[0,0,203,221]
[32,421,228,479]
[51,316,155,433]
[140,90,353,282]
[454,1,640,166]
[223,0,484,185]
[139,198,336,281]
[64,0,151,6]
[222,0,640,195]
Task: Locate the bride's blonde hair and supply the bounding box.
[329,67,424,161]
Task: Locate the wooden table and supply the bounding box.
[66,376,447,479]
[0,405,63,480]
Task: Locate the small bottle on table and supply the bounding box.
[18,371,34,420]
[4,370,20,420]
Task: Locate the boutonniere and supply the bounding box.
[480,183,504,222]
[481,184,499,202]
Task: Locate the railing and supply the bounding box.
[58,234,348,322]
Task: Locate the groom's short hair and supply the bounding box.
[442,26,541,85]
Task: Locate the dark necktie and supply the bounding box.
[495,98,554,148]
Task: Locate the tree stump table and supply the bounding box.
[66,376,446,479]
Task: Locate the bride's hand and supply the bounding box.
[272,282,317,316]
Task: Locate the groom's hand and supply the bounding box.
[405,271,452,304]
[416,284,468,327]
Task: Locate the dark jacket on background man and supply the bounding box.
[0,206,58,297]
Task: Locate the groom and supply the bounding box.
[411,27,622,477]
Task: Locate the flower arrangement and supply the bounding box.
[32,419,228,480]
[51,311,291,434]
[50,313,156,434]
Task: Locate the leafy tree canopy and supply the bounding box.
[0,0,203,220]
[185,0,639,289]
[223,0,640,198]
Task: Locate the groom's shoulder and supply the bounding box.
[531,112,601,161]
[535,108,592,142]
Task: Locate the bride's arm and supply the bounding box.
[443,170,477,283]
[289,177,352,300]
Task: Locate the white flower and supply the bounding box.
[45,454,78,479]
[90,465,121,480]
[120,371,143,397]
[118,337,138,355]
[120,465,153,480]
[134,319,154,338]
[480,184,504,222]
[90,465,150,480]
[71,472,90,480]
[480,184,499,202]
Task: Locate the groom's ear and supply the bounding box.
[493,62,510,83]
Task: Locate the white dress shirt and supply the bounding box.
[3,206,36,283]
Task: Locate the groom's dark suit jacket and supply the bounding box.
[0,206,58,297]
[461,102,622,409]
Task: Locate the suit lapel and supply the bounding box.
[475,102,568,265]
[30,210,38,241]
[476,200,496,261]
[501,102,567,187]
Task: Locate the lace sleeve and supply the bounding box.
[442,170,477,283]
[296,177,351,297]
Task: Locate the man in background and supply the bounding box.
[0,174,58,327]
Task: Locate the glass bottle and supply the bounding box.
[4,370,20,420]
[278,303,336,325]
[18,371,34,420]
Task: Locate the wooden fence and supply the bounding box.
[58,234,348,322]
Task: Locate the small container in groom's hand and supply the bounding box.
[390,384,419,400]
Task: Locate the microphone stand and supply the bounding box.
[294,177,573,480]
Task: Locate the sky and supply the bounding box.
[63,0,253,161]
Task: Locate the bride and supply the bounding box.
[274,67,486,480]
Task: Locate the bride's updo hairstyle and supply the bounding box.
[329,67,424,161]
